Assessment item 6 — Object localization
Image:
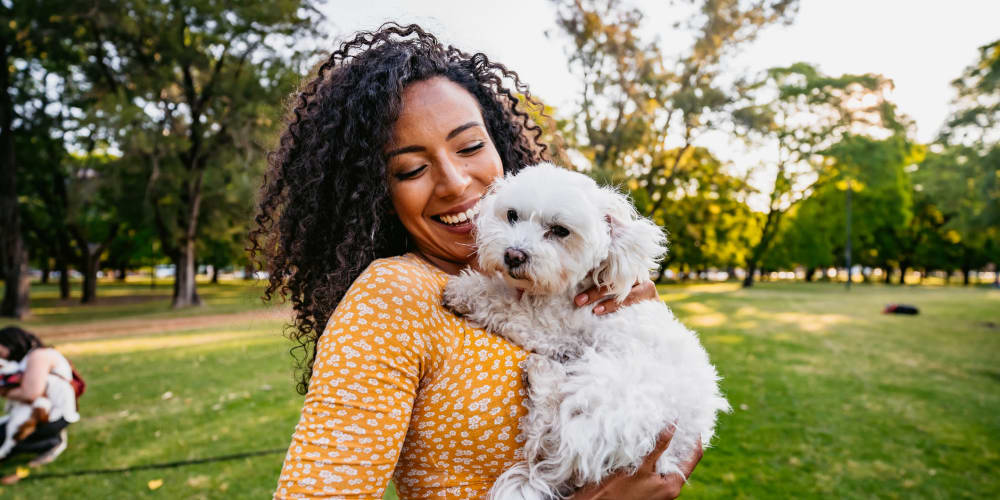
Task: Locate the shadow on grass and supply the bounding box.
[19,448,285,482]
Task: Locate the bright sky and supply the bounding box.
[320,0,1000,151]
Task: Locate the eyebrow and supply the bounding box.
[386,121,483,158]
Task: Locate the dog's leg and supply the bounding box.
[442,271,492,317]
[443,271,522,333]
[0,404,32,460]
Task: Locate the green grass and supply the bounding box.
[669,282,1000,499]
[9,278,274,327]
[0,279,997,498]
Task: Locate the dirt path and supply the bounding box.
[31,308,292,343]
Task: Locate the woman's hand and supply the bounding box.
[574,279,659,315]
[570,426,702,500]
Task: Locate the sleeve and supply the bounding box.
[275,260,433,499]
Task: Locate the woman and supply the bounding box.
[0,326,79,467]
[253,24,701,499]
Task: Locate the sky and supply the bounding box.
[318,0,1000,168]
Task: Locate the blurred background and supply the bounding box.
[0,0,997,498]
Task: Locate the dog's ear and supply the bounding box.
[592,187,667,302]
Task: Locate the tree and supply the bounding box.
[732,63,905,287]
[552,0,797,198]
[79,1,319,307]
[625,147,758,280]
[938,39,1000,283]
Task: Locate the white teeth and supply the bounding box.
[438,200,481,226]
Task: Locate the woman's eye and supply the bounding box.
[507,209,518,223]
[394,165,427,180]
[548,225,570,238]
[459,142,485,155]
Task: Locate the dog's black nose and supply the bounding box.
[504,248,529,268]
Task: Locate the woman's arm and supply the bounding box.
[4,348,58,403]
[275,260,429,499]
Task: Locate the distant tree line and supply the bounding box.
[547,0,998,288]
[1,1,320,317]
[2,1,997,319]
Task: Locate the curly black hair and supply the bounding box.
[249,23,551,394]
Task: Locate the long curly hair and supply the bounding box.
[250,23,551,394]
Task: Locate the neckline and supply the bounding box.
[404,252,452,278]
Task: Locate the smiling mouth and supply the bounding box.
[432,200,481,227]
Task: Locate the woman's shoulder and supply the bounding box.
[354,253,449,295]
[23,347,64,369]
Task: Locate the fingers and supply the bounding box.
[678,440,703,480]
[576,280,659,315]
[640,424,676,473]
[629,280,659,304]
[574,285,608,307]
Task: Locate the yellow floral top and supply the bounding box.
[276,253,529,499]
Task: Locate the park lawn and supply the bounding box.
[9,278,275,327]
[0,280,996,498]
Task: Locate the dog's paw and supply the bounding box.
[442,280,473,316]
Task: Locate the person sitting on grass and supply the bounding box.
[254,23,702,499]
[0,326,79,467]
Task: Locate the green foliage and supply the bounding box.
[5,0,322,306]
[733,62,908,285]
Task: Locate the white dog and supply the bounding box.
[443,163,730,499]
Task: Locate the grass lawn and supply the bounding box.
[0,279,997,498]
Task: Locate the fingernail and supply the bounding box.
[575,294,588,305]
[593,305,605,314]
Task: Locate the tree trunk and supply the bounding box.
[962,267,970,286]
[883,267,892,284]
[170,164,205,307]
[81,250,99,304]
[243,262,254,281]
[1,248,30,319]
[805,267,816,282]
[41,259,50,284]
[70,223,119,304]
[0,39,30,319]
[172,240,201,308]
[210,265,219,284]
[742,264,757,288]
[58,259,70,300]
[116,264,127,281]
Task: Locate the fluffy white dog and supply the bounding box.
[443,163,730,499]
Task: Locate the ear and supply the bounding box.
[592,187,667,302]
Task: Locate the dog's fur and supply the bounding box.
[0,359,56,460]
[443,164,730,499]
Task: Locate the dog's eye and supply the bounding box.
[507,209,518,224]
[548,225,570,238]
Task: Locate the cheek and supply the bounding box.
[389,182,426,223]
[475,144,504,180]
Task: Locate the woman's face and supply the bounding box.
[387,77,504,274]
[0,345,9,360]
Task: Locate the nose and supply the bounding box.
[434,157,472,198]
[504,248,529,268]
